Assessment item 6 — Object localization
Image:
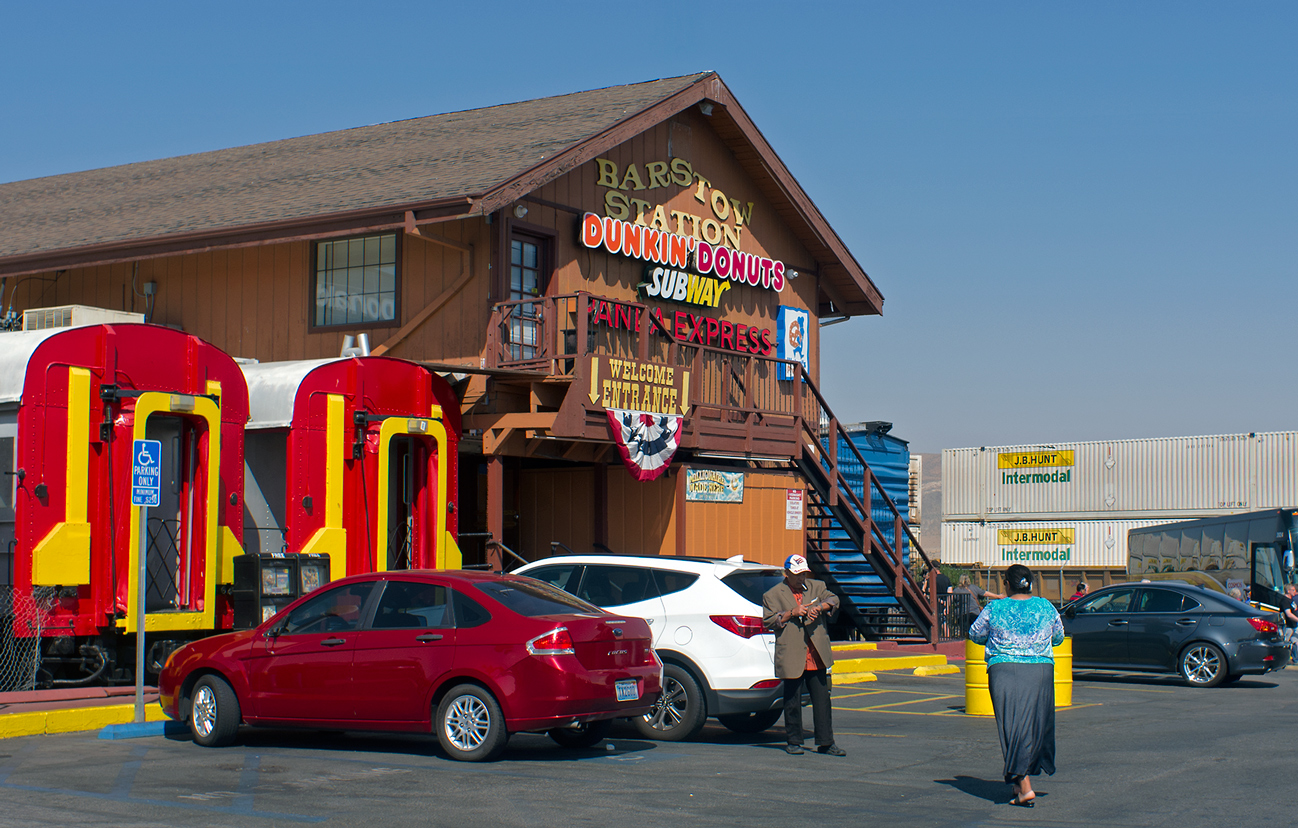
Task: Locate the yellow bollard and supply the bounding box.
[1053,636,1073,708]
[964,640,994,716]
[965,637,1073,714]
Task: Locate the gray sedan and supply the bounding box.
[1062,581,1289,687]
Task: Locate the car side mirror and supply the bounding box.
[1064,606,1076,620]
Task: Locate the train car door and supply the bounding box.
[144,415,198,612]
[386,435,415,570]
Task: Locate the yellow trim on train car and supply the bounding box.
[300,394,348,582]
[32,366,93,586]
[121,386,222,634]
[373,404,450,571]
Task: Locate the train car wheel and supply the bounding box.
[189,675,241,747]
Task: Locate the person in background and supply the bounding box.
[762,554,845,757]
[1281,584,1298,659]
[953,574,1005,632]
[1228,586,1245,603]
[969,564,1065,808]
[1068,581,1088,603]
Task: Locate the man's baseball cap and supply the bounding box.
[784,554,810,574]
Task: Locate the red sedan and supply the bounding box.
[159,571,662,761]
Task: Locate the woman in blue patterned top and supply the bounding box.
[968,564,1065,808]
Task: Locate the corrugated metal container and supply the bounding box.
[834,425,910,556]
[940,519,1171,569]
[943,431,1298,521]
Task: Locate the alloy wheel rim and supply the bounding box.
[643,676,687,731]
[1185,646,1221,683]
[444,695,491,751]
[192,685,217,737]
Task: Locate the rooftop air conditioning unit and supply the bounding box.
[23,305,145,331]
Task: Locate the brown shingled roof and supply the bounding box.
[0,72,882,315]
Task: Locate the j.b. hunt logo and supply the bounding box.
[998,528,1074,563]
[998,449,1074,485]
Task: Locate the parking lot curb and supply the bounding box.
[912,664,961,676]
[833,671,878,684]
[0,703,169,740]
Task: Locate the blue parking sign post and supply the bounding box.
[131,439,161,722]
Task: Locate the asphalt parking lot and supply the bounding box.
[2,667,1295,828]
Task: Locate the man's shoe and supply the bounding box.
[785,744,804,755]
[817,744,847,757]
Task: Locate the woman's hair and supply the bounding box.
[1003,564,1034,595]
[958,574,971,587]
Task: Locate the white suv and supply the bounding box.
[514,554,787,741]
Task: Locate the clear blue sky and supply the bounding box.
[3,2,1294,453]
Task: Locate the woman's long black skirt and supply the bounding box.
[987,661,1055,784]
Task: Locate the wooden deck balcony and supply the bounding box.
[485,292,813,457]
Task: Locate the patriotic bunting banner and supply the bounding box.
[605,409,682,482]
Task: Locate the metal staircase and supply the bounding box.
[792,386,939,644]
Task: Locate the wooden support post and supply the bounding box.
[674,464,687,556]
[487,456,504,572]
[576,292,589,359]
[594,462,608,552]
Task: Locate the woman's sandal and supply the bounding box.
[1008,795,1035,808]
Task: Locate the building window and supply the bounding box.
[314,234,398,327]
[507,234,548,360]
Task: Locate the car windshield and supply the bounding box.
[720,570,784,606]
[477,578,603,617]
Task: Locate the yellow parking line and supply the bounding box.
[1074,683,1174,694]
[838,694,961,713]
[835,731,907,738]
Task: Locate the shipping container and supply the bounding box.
[940,518,1172,569]
[943,431,1298,521]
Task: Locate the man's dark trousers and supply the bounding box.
[783,668,832,746]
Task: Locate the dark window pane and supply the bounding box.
[453,590,492,628]
[313,234,398,328]
[577,565,659,607]
[1137,589,1186,613]
[475,579,601,617]
[522,565,582,593]
[281,582,375,634]
[372,580,449,629]
[1076,589,1134,614]
[719,570,781,605]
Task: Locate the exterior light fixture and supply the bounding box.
[513,205,528,219]
[699,102,714,116]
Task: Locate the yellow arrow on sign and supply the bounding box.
[680,370,690,415]
[588,357,600,404]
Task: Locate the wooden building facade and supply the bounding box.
[0,72,896,576]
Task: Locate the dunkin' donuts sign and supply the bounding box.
[579,213,786,294]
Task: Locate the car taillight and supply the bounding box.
[526,627,575,655]
[1247,617,1277,634]
[645,648,662,666]
[710,615,766,639]
[749,679,782,689]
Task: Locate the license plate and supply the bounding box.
[615,679,639,702]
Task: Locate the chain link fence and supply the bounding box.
[0,585,55,692]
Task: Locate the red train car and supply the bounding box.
[240,356,461,584]
[0,324,248,685]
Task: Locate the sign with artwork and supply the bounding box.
[777,306,810,380]
[685,469,745,502]
[585,355,688,481]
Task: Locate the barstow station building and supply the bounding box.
[0,73,935,636]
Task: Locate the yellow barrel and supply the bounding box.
[965,637,1073,714]
[1053,636,1073,708]
[964,640,994,716]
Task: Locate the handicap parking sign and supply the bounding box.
[131,439,162,507]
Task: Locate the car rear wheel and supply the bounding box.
[548,719,611,749]
[633,663,706,741]
[1180,642,1227,688]
[436,684,508,762]
[717,710,783,734]
[189,675,240,747]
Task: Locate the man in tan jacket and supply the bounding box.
[761,554,845,756]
